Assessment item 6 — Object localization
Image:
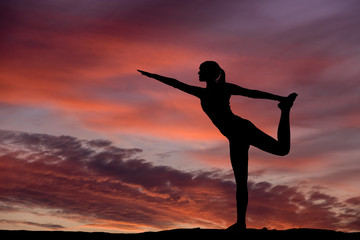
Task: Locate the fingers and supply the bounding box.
[137,70,152,77]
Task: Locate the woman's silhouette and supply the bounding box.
[138,61,297,231]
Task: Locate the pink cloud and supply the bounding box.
[1,0,360,233]
[1,130,359,232]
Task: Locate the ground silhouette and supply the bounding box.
[1,228,359,240]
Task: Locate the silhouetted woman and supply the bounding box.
[138,61,297,231]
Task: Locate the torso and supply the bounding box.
[200,84,236,136]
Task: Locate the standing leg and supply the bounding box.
[227,140,249,231]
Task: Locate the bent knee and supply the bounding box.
[276,146,290,156]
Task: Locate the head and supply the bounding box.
[198,61,225,84]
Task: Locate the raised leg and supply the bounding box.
[277,93,297,153]
[227,140,249,231]
[250,93,297,156]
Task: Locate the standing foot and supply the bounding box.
[278,93,298,110]
[226,222,246,232]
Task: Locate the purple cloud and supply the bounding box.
[0,130,359,232]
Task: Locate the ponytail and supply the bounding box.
[216,68,226,84]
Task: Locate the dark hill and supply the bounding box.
[1,228,359,240]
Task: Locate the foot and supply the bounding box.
[226,222,246,232]
[278,93,298,110]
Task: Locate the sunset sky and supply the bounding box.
[1,0,360,233]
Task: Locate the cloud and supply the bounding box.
[0,130,235,231]
[1,0,360,233]
[0,220,64,230]
[2,0,359,143]
[0,130,359,232]
[1,0,224,141]
[247,181,360,231]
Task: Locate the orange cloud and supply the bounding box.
[1,130,359,232]
[2,0,360,233]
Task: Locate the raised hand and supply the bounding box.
[137,70,154,78]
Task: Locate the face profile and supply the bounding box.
[198,61,221,83]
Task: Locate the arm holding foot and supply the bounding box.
[227,82,297,105]
[227,83,285,101]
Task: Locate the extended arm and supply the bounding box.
[227,83,284,101]
[137,70,203,98]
